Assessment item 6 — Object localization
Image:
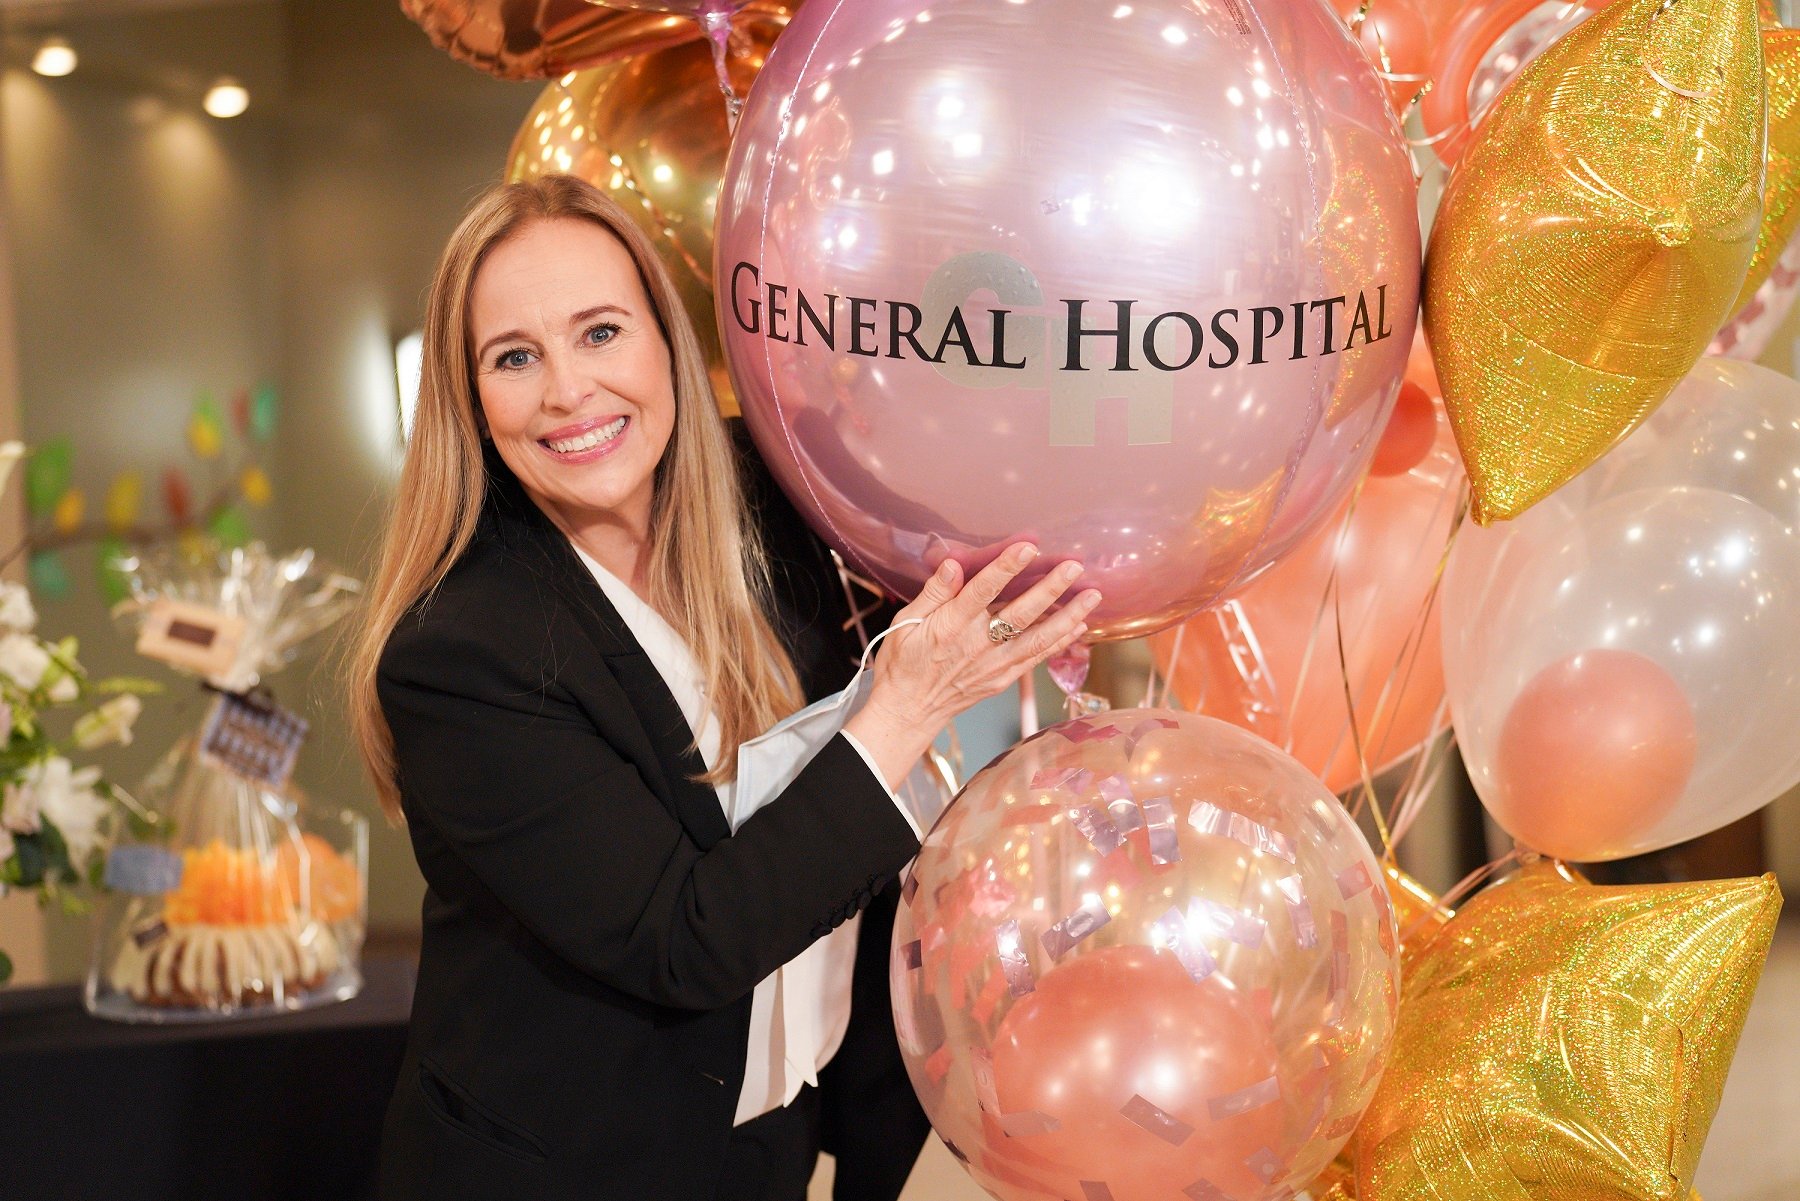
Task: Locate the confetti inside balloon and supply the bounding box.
[506,13,787,416]
[1352,862,1781,1201]
[892,710,1399,1201]
[1425,0,1765,523]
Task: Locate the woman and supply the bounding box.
[347,175,1099,1201]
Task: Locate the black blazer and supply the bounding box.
[376,434,927,1201]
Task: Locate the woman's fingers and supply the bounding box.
[991,559,1086,635]
[893,557,964,624]
[1004,588,1100,666]
[939,543,1039,627]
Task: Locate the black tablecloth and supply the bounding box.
[0,956,415,1201]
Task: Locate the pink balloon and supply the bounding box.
[1709,238,1800,361]
[1494,650,1698,862]
[718,0,1421,639]
[890,710,1399,1201]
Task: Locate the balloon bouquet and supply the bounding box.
[400,0,1796,1197]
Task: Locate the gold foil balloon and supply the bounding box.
[891,710,1400,1201]
[506,13,787,416]
[1424,0,1766,524]
[400,0,696,79]
[1734,26,1800,311]
[1351,861,1782,1201]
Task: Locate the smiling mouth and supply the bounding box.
[542,416,628,455]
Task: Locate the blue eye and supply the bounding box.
[585,323,620,346]
[495,348,532,370]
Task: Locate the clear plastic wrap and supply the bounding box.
[84,543,367,1023]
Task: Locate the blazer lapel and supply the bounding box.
[483,455,733,850]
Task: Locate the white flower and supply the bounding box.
[0,633,51,691]
[0,583,36,634]
[75,694,142,750]
[1,776,40,834]
[47,673,78,703]
[33,757,109,871]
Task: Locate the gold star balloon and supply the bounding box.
[1733,25,1800,313]
[1348,861,1781,1201]
[1425,0,1766,524]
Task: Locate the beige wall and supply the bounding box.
[0,0,533,981]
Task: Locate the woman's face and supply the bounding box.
[467,217,676,539]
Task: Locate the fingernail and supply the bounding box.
[1017,544,1039,564]
[1081,590,1102,609]
[936,559,956,581]
[1073,623,1088,639]
[1059,561,1083,581]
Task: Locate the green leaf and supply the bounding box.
[25,439,72,517]
[251,383,280,441]
[0,948,13,985]
[97,537,131,607]
[35,818,76,885]
[28,551,70,601]
[12,831,46,887]
[207,505,252,548]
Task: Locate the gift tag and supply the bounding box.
[135,599,247,679]
[197,690,308,789]
[103,845,184,895]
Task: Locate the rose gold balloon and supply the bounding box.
[401,0,696,79]
[1147,338,1460,795]
[891,710,1399,1201]
[1494,650,1698,861]
[719,0,1420,638]
[507,14,788,416]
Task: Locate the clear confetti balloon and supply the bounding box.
[891,710,1400,1201]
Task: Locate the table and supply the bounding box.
[0,956,415,1201]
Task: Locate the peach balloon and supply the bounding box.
[1148,342,1460,794]
[991,946,1285,1201]
[1494,650,1698,861]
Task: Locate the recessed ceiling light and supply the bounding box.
[203,78,249,119]
[32,38,77,78]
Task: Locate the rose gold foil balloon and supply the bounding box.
[1146,338,1461,795]
[506,14,788,415]
[891,710,1400,1201]
[718,0,1420,638]
[401,0,698,79]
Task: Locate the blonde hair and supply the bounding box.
[347,175,802,823]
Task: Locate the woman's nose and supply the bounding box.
[542,351,592,413]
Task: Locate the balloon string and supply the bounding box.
[1018,672,1039,739]
[699,9,745,131]
[1322,472,1467,800]
[1215,599,1287,747]
[1336,564,1395,857]
[831,548,888,656]
[1152,622,1186,710]
[1438,846,1528,912]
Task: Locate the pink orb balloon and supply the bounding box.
[891,710,1400,1201]
[718,0,1421,639]
[1493,649,1698,862]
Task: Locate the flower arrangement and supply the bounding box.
[0,442,157,985]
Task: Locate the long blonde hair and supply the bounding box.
[348,176,802,822]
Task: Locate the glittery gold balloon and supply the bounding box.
[1350,861,1781,1201]
[505,13,788,416]
[1733,26,1800,312]
[1425,0,1766,524]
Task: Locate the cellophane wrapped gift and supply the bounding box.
[84,542,367,1023]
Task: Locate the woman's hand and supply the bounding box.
[844,544,1100,790]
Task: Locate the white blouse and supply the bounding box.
[571,545,895,1125]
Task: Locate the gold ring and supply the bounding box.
[987,617,1022,643]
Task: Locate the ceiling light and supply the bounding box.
[32,38,76,78]
[203,78,249,119]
